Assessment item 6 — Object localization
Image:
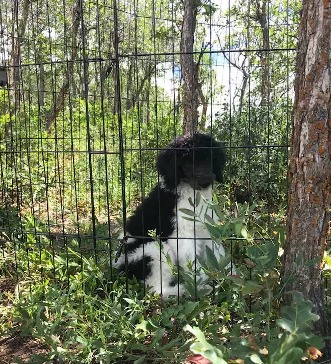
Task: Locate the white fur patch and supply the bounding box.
[115,183,235,296]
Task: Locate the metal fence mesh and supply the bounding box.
[0,0,299,294]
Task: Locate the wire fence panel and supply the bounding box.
[0,1,296,281]
[1,0,322,344]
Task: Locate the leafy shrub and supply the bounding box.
[0,195,325,363]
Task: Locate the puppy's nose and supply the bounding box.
[198,174,215,189]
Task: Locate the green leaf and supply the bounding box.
[205,223,221,239]
[185,325,208,345]
[28,354,48,364]
[123,298,136,305]
[204,213,216,225]
[185,325,227,363]
[277,292,319,334]
[205,245,220,270]
[151,328,166,347]
[179,208,198,217]
[246,241,279,269]
[183,301,200,318]
[240,226,249,239]
[161,337,181,350]
[56,346,67,354]
[277,317,294,333]
[273,346,304,364]
[242,280,264,296]
[234,223,244,237]
[17,307,31,321]
[195,191,201,207]
[92,339,104,349]
[76,336,88,345]
[307,335,325,349]
[136,319,149,332]
[133,356,147,364]
[217,254,232,271]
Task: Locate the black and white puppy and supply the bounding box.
[115,133,229,296]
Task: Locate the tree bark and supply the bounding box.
[282,0,331,357]
[180,0,199,136]
[45,0,81,132]
[253,0,270,106]
[9,0,30,112]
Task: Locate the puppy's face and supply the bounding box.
[157,133,226,190]
[181,156,216,190]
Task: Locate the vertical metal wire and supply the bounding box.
[95,0,113,275]
[79,0,98,261]
[247,0,253,314]
[266,0,271,233]
[227,0,235,278]
[9,0,26,289]
[113,0,128,292]
[133,0,149,295]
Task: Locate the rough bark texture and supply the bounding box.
[253,0,270,106]
[180,0,199,136]
[282,0,331,357]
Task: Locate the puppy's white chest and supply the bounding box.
[168,183,215,263]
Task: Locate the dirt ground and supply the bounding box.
[0,334,48,364]
[0,277,48,364]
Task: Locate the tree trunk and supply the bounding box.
[253,0,270,106]
[180,0,199,136]
[45,0,81,132]
[9,0,30,112]
[282,0,331,357]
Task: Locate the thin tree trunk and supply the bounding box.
[221,50,248,120]
[38,62,45,107]
[197,82,208,130]
[126,63,154,111]
[282,0,331,357]
[253,0,270,106]
[9,0,30,112]
[180,0,199,136]
[45,0,81,132]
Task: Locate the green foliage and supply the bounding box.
[1,194,325,363]
[185,325,228,364]
[185,292,323,364]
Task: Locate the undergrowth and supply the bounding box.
[0,196,327,363]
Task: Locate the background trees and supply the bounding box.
[0,0,300,214]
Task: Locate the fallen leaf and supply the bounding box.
[248,335,259,351]
[185,354,212,364]
[244,258,256,268]
[307,346,322,360]
[260,347,268,355]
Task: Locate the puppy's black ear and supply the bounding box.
[213,142,226,183]
[157,147,182,190]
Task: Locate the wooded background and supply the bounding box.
[1,0,331,362]
[0,0,298,234]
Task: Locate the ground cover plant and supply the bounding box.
[0,197,327,363]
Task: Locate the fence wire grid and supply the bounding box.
[0,0,300,297]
